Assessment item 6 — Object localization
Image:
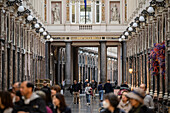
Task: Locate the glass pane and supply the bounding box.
[80,0,84,4]
[87,0,91,4]
[86,5,92,23]
[80,5,85,23]
[72,5,75,23]
[96,5,100,23]
[72,0,75,3]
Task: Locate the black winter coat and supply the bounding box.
[100,108,125,113]
[104,83,113,94]
[128,105,155,113]
[54,107,71,113]
[13,93,47,113]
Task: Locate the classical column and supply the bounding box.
[45,41,50,79]
[122,41,126,82]
[100,41,107,83]
[65,41,72,86]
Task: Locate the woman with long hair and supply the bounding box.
[52,93,71,113]
[0,91,13,113]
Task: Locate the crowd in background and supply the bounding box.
[0,79,155,113]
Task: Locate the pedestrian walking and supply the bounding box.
[126,88,155,113]
[13,81,47,113]
[52,93,71,113]
[91,80,97,99]
[85,83,92,105]
[104,79,113,94]
[140,84,154,110]
[100,93,125,113]
[72,80,81,104]
[0,91,13,113]
[98,82,104,102]
[118,90,132,113]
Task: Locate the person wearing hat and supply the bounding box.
[126,88,155,113]
[100,93,125,113]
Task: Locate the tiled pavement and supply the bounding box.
[65,94,101,113]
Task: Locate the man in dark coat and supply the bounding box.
[126,88,155,113]
[104,79,113,94]
[13,81,47,113]
[72,80,81,104]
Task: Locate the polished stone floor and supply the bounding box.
[65,94,101,113]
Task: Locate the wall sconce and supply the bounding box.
[50,38,54,42]
[129,68,133,74]
[47,35,51,39]
[17,6,31,16]
[6,0,22,7]
[25,15,33,23]
[139,15,145,22]
[147,6,155,16]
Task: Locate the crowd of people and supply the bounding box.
[0,79,155,113]
[0,81,71,113]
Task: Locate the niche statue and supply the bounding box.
[111,4,120,24]
[52,3,60,24]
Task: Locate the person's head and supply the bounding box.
[74,80,77,84]
[92,80,94,83]
[99,82,102,84]
[43,81,48,86]
[20,81,34,98]
[140,84,147,91]
[51,85,61,96]
[121,90,129,102]
[35,91,47,104]
[13,82,20,94]
[52,93,67,111]
[0,91,13,109]
[103,93,119,111]
[87,83,90,87]
[126,88,145,108]
[107,79,111,83]
[85,79,88,82]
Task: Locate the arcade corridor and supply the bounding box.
[0,0,170,113]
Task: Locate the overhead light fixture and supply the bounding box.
[35,23,40,29]
[47,35,51,39]
[132,22,138,28]
[125,32,129,36]
[147,6,155,16]
[39,28,44,33]
[129,68,133,74]
[43,31,47,36]
[27,15,33,21]
[50,38,54,42]
[121,35,125,39]
[147,6,155,13]
[139,16,145,22]
[18,6,24,12]
[128,27,133,32]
